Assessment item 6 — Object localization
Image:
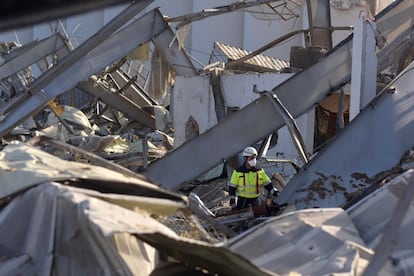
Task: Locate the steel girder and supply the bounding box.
[77,77,156,129]
[0,33,68,80]
[109,69,156,108]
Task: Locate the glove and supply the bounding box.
[230,197,236,209]
[267,188,279,199]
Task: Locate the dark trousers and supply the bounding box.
[236,197,259,210]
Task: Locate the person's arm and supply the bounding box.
[229,185,237,209]
[229,170,238,209]
[261,170,279,198]
[264,182,279,198]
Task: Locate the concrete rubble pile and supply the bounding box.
[0,38,173,173]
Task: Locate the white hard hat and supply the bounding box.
[243,146,258,157]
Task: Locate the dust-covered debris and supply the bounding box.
[292,146,414,209]
[294,173,348,206]
[189,178,229,212]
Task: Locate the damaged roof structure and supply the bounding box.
[1,0,414,275]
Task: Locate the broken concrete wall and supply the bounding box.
[173,72,293,147]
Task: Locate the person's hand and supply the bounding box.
[230,198,236,210]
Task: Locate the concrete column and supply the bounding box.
[350,11,377,121]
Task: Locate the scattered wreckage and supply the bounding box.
[0,0,414,275]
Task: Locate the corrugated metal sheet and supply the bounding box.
[210,41,289,72]
[227,208,372,275]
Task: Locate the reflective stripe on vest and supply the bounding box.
[237,171,260,198]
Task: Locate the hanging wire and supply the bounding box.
[245,0,303,21]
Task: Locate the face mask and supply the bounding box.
[247,158,257,167]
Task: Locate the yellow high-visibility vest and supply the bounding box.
[229,169,270,198]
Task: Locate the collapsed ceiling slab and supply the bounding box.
[223,168,414,275]
[0,182,171,275]
[144,0,414,190]
[3,1,414,275]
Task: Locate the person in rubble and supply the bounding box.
[228,146,279,210]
